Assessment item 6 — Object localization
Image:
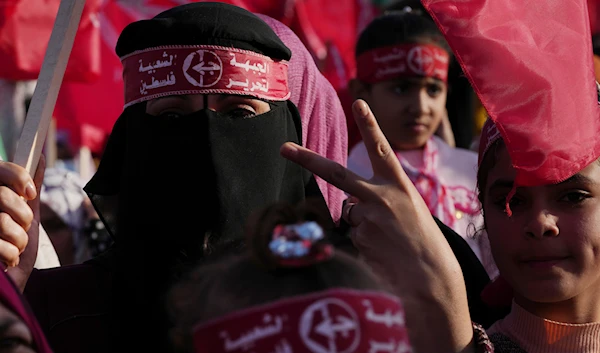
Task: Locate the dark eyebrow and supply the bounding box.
[558,173,596,186]
[487,179,514,191]
[488,174,596,192]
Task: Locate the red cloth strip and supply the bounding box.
[356,44,449,83]
[122,45,290,107]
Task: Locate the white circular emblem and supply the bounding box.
[407,46,435,76]
[182,50,223,87]
[299,298,360,353]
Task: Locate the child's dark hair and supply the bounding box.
[167,199,386,352]
[355,11,451,58]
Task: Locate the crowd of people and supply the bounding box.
[0,0,597,352]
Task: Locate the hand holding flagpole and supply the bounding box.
[7,0,85,289]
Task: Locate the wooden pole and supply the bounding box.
[44,118,57,169]
[12,0,86,175]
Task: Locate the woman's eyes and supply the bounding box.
[559,191,591,204]
[157,106,257,119]
[491,190,592,212]
[392,84,410,95]
[157,111,184,119]
[391,83,444,96]
[492,196,524,210]
[427,84,444,96]
[223,107,256,119]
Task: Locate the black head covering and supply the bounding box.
[83,3,329,351]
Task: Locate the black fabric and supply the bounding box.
[85,101,328,352]
[116,2,291,61]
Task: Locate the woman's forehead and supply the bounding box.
[485,143,515,184]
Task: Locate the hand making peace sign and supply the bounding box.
[280,99,477,353]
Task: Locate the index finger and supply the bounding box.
[352,100,408,183]
[280,142,377,201]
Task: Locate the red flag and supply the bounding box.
[422,0,600,187]
[0,0,102,82]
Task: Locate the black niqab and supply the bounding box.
[82,3,330,351]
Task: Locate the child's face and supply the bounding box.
[363,77,447,150]
[483,144,600,309]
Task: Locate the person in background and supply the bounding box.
[40,167,110,265]
[346,11,497,277]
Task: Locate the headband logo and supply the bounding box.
[183,50,223,88]
[407,46,435,76]
[299,298,360,353]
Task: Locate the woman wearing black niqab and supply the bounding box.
[24,3,330,353]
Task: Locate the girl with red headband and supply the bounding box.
[346,11,496,277]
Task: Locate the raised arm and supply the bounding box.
[281,100,476,353]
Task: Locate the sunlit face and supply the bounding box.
[483,144,600,305]
[145,94,271,118]
[362,77,447,150]
[0,304,35,353]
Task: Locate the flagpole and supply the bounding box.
[12,0,86,176]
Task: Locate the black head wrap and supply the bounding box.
[83,3,329,351]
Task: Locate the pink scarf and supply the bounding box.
[258,14,348,222]
[395,138,480,229]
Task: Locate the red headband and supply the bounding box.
[121,45,291,108]
[193,289,412,353]
[356,44,449,83]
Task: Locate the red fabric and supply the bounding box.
[123,46,290,107]
[0,0,101,82]
[589,0,600,34]
[193,289,411,353]
[54,0,142,155]
[287,0,379,151]
[356,44,450,83]
[422,0,600,188]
